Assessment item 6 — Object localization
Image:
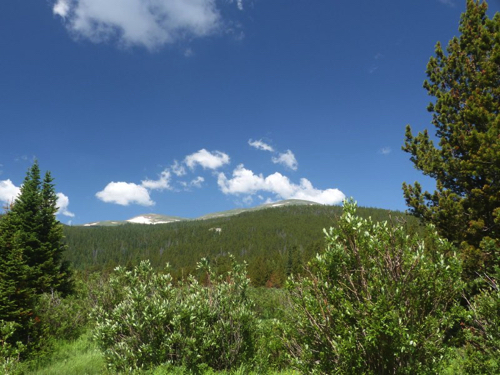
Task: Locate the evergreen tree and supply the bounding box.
[0,162,72,347]
[402,0,500,276]
[0,218,36,344]
[38,171,72,295]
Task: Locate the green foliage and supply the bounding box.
[25,331,107,375]
[454,247,500,373]
[0,321,26,375]
[92,256,258,372]
[285,200,464,374]
[63,205,413,287]
[34,290,90,342]
[402,0,500,276]
[0,161,73,359]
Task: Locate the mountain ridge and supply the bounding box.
[81,199,322,227]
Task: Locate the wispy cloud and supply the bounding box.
[437,0,455,7]
[190,176,205,188]
[52,0,222,50]
[185,149,230,170]
[171,160,187,177]
[217,164,345,205]
[379,147,391,155]
[272,150,298,171]
[248,139,274,152]
[141,170,171,191]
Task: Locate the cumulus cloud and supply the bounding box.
[272,150,298,171]
[52,0,222,50]
[56,192,75,217]
[185,149,230,170]
[217,165,345,205]
[248,139,274,152]
[190,176,205,188]
[141,170,171,191]
[0,180,21,205]
[96,181,154,206]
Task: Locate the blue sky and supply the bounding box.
[1,0,499,224]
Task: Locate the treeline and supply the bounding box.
[63,205,417,286]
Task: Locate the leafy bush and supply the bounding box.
[285,200,464,374]
[34,289,90,342]
[0,321,26,375]
[456,243,500,374]
[92,256,257,372]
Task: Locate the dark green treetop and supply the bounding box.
[402,0,500,275]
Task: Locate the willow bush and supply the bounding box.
[285,200,464,374]
[92,256,257,372]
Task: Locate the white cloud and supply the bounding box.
[379,147,391,155]
[272,150,298,171]
[217,164,345,205]
[52,0,222,50]
[248,139,274,152]
[96,181,154,206]
[190,176,205,188]
[185,149,230,170]
[141,170,171,191]
[0,180,21,205]
[171,160,186,176]
[53,0,70,17]
[56,192,75,217]
[438,0,455,7]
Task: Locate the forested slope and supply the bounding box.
[63,205,415,285]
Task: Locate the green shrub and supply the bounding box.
[92,256,257,372]
[285,200,464,374]
[0,321,26,375]
[456,243,500,374]
[34,289,90,342]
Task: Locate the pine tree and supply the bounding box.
[402,0,500,276]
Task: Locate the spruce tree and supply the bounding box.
[0,162,72,346]
[402,0,500,276]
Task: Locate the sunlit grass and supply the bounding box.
[26,330,298,375]
[27,332,107,375]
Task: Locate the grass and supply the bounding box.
[26,332,107,375]
[24,330,298,375]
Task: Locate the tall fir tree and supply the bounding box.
[0,161,72,347]
[402,0,500,277]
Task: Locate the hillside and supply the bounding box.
[79,199,321,226]
[64,204,416,286]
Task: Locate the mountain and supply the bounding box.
[81,199,321,226]
[64,203,413,286]
[196,199,320,220]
